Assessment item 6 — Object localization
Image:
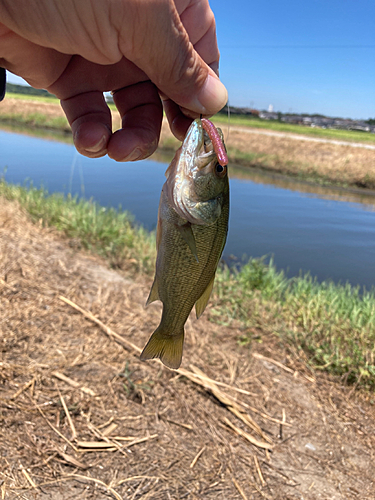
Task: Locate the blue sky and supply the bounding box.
[6,0,375,119]
[215,0,374,119]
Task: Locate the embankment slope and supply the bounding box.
[1,196,375,499]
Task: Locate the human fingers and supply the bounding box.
[0,1,121,65]
[162,98,193,141]
[1,0,226,149]
[0,27,113,159]
[115,0,227,117]
[61,91,112,158]
[162,0,223,135]
[108,81,163,162]
[1,0,227,118]
[0,23,70,88]
[61,82,163,161]
[50,57,161,160]
[177,0,220,75]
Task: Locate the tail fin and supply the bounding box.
[140,327,184,370]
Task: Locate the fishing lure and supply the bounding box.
[201,118,228,167]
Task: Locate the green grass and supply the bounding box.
[6,91,60,104]
[214,258,375,387]
[0,181,156,274]
[0,110,69,131]
[5,92,375,145]
[1,180,375,389]
[213,114,375,144]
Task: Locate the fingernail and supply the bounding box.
[123,148,143,162]
[84,134,107,153]
[196,74,228,114]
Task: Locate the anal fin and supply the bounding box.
[195,274,215,319]
[146,277,160,306]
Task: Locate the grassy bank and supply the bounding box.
[213,114,375,144]
[5,91,60,104]
[0,111,70,131]
[2,96,375,189]
[5,92,375,144]
[1,93,70,130]
[5,91,118,112]
[0,180,155,274]
[1,180,374,389]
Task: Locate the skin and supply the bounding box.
[0,0,228,161]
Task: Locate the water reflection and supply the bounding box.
[1,124,375,289]
[4,121,375,209]
[230,164,375,210]
[0,121,72,144]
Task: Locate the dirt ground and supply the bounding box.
[1,195,375,500]
[2,97,375,188]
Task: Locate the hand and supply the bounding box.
[0,0,227,161]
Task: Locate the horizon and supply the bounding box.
[4,0,375,120]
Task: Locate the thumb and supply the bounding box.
[121,0,227,116]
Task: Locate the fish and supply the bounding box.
[140,118,229,369]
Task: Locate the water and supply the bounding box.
[1,127,375,289]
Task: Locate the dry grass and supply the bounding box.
[0,97,63,120]
[156,119,375,187]
[1,97,375,188]
[1,196,375,499]
[224,127,375,188]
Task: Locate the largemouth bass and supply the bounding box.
[140,118,229,369]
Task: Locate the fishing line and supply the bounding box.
[68,151,78,194]
[79,161,85,197]
[68,150,85,197]
[226,99,230,143]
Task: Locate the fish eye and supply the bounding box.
[215,163,227,178]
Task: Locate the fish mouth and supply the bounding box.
[196,124,217,170]
[164,119,227,226]
[180,119,224,173]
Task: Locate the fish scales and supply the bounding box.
[156,188,229,330]
[140,118,229,369]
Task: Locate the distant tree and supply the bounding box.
[6,83,54,98]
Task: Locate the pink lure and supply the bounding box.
[201,118,228,167]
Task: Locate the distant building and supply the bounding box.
[217,104,375,133]
[281,115,304,124]
[302,117,313,126]
[259,111,278,120]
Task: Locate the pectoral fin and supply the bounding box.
[146,277,160,306]
[195,275,215,319]
[176,222,199,262]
